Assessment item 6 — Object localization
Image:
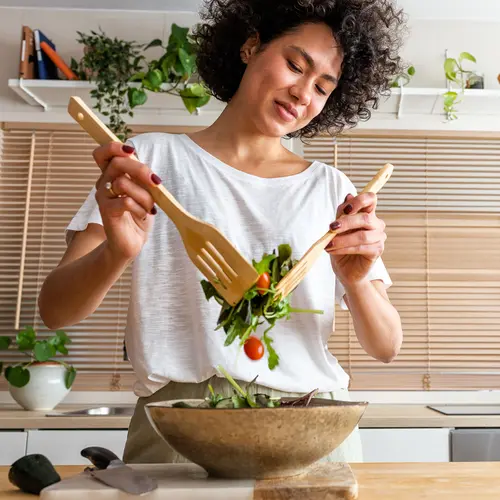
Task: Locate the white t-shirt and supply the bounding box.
[66,133,392,397]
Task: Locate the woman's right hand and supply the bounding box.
[93,143,162,262]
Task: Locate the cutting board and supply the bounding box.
[40,462,358,499]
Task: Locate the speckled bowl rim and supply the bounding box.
[145,398,369,410]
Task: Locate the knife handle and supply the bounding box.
[81,447,120,470]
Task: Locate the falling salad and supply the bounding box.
[200,244,323,370]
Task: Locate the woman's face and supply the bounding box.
[236,22,343,137]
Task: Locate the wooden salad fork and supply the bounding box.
[274,163,394,301]
[67,96,259,306]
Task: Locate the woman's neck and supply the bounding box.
[188,101,309,178]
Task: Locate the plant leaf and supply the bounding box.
[145,69,163,90]
[34,341,56,362]
[144,38,163,50]
[0,337,11,350]
[263,330,279,370]
[252,254,277,275]
[170,24,189,46]
[16,327,36,351]
[178,47,196,77]
[128,71,146,83]
[128,87,148,108]
[460,52,476,64]
[179,87,210,114]
[6,366,30,388]
[65,366,77,389]
[200,280,222,302]
[56,330,71,344]
[407,66,416,76]
[444,58,457,77]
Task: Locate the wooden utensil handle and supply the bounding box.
[361,163,394,194]
[323,162,393,245]
[67,96,189,226]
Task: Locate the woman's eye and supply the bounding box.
[316,85,327,96]
[287,61,302,73]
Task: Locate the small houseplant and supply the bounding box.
[70,29,145,141]
[127,23,211,115]
[0,327,77,411]
[443,51,480,120]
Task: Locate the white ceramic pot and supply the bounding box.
[8,363,71,411]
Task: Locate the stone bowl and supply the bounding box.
[145,397,368,479]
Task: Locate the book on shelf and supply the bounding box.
[18,26,80,81]
[19,25,37,79]
[33,29,59,80]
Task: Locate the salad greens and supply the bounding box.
[173,365,319,409]
[200,244,323,370]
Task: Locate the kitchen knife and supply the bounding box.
[81,446,157,495]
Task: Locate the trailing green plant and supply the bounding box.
[0,327,76,389]
[443,52,478,120]
[127,23,211,115]
[390,64,416,88]
[70,29,145,140]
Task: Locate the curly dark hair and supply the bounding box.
[192,0,407,138]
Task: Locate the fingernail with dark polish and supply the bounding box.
[330,221,341,231]
[122,144,135,154]
[151,174,162,185]
[151,206,157,215]
[344,204,353,215]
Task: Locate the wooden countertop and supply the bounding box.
[1,462,500,499]
[0,403,500,430]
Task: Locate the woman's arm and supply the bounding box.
[327,191,403,363]
[343,279,402,363]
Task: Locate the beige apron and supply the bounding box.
[123,376,364,464]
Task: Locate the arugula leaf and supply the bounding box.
[201,280,221,301]
[224,316,248,346]
[252,253,277,275]
[263,329,280,370]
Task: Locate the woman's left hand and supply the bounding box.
[326,192,387,287]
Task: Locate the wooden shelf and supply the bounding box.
[7,79,500,130]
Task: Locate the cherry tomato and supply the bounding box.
[244,336,264,361]
[256,272,271,295]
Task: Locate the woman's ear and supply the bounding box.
[240,33,260,63]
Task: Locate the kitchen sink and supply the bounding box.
[46,405,135,417]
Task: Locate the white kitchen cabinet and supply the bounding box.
[0,431,27,465]
[26,430,128,465]
[360,428,451,463]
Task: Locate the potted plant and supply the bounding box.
[127,23,211,115]
[70,29,146,141]
[443,51,480,120]
[0,327,77,411]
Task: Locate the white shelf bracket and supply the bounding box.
[19,78,49,111]
[397,80,404,119]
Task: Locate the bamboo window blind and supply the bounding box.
[1,125,499,391]
[303,131,500,390]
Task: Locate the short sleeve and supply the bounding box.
[332,168,393,310]
[64,138,137,245]
[65,186,102,245]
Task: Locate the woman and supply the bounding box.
[39,0,405,463]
